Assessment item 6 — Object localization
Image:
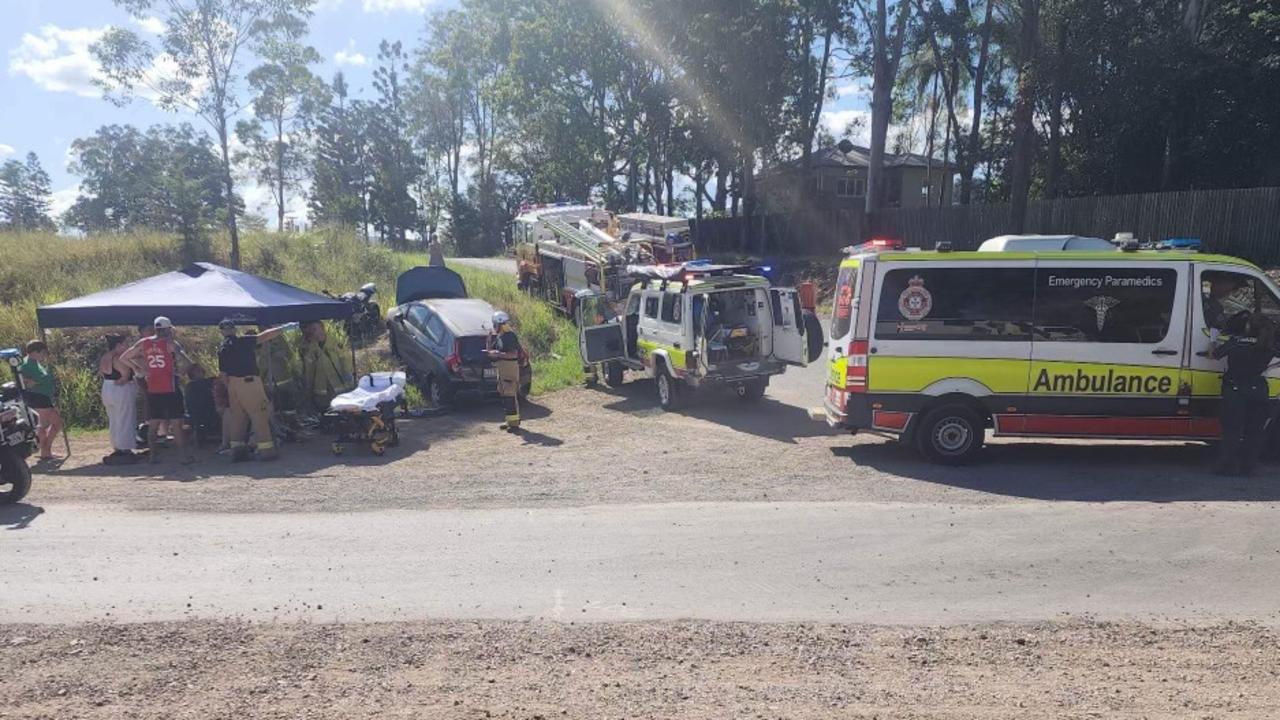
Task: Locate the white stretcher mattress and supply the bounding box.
[329,371,406,413]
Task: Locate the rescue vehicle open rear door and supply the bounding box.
[574,290,627,365]
[769,287,807,366]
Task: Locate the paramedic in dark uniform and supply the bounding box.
[217,318,294,461]
[1209,313,1276,476]
[485,311,522,431]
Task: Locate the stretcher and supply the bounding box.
[324,372,406,456]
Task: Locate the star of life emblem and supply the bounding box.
[897,275,933,321]
[1084,295,1120,331]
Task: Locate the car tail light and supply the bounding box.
[446,340,463,374]
[846,340,869,393]
[685,350,699,370]
[0,408,14,425]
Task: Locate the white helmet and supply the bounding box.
[492,311,510,328]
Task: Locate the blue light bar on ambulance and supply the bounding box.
[844,238,905,255]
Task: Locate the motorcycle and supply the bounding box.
[0,348,37,504]
[325,282,382,346]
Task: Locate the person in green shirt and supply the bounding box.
[299,321,354,412]
[19,340,63,461]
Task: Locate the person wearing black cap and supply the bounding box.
[218,318,295,461]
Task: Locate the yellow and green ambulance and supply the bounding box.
[824,239,1280,463]
[578,263,823,409]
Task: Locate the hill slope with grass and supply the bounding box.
[0,228,582,428]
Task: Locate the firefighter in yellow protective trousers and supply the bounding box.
[218,318,295,461]
[485,311,523,432]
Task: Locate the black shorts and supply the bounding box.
[23,391,52,409]
[148,392,186,421]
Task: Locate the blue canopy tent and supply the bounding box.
[36,262,353,329]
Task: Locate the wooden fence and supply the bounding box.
[692,187,1280,264]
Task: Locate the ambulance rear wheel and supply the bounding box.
[916,404,984,465]
[656,366,684,411]
[736,379,767,402]
[604,361,625,387]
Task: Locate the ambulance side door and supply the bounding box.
[1186,264,1280,427]
[1029,261,1187,431]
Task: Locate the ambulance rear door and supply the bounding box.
[768,286,807,367]
[1026,260,1188,437]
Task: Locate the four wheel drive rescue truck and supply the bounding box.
[512,203,696,317]
[576,263,825,410]
[824,238,1280,464]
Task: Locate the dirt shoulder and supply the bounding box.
[23,384,1276,514]
[2,619,1274,719]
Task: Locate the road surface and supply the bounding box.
[6,500,1280,625]
[449,256,517,275]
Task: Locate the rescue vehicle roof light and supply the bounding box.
[845,237,905,255]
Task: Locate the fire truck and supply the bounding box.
[511,203,696,317]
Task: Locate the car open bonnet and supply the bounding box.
[396,266,468,305]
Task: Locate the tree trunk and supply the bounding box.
[217,114,241,268]
[275,118,286,232]
[714,163,729,214]
[865,0,912,214]
[960,0,995,205]
[1044,16,1066,199]
[1007,0,1040,233]
[924,73,939,206]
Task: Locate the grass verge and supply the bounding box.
[0,229,582,428]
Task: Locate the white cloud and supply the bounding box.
[362,0,435,12]
[820,109,872,143]
[0,144,14,158]
[8,23,195,106]
[50,186,79,218]
[333,40,367,67]
[135,16,165,35]
[8,24,110,98]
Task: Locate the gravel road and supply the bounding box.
[5,620,1277,719]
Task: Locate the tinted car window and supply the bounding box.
[644,295,659,318]
[407,305,431,332]
[832,265,857,339]
[660,293,681,323]
[424,314,446,344]
[1202,270,1280,331]
[1035,268,1176,343]
[876,267,1034,340]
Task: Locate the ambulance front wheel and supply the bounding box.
[916,404,985,465]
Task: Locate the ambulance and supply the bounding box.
[824,238,1280,463]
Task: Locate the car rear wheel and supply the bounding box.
[915,404,985,465]
[424,374,454,408]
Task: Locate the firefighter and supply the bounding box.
[218,318,295,461]
[1210,313,1277,476]
[485,311,523,431]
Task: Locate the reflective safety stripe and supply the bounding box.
[635,339,688,371]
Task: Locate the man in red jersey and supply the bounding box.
[121,316,195,464]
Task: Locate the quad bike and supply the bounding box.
[325,282,382,345]
[0,348,37,504]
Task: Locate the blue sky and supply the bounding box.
[1,0,871,222]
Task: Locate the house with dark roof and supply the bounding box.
[755,140,957,212]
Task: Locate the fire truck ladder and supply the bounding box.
[542,217,612,263]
